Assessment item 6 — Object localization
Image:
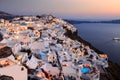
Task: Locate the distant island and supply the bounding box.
[64,19,120,24]
[0,11,17,20]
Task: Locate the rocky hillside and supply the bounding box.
[0,12,120,79]
[0,11,16,20]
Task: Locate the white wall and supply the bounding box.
[0,65,27,80]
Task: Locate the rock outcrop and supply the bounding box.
[0,47,13,58]
[0,75,14,80]
[0,33,3,41]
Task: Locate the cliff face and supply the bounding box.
[106,61,120,80]
[64,26,120,80]
[64,28,104,54]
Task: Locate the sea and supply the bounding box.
[73,23,120,64]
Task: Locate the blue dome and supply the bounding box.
[39,52,47,57]
[81,68,90,74]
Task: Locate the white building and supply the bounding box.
[0,59,27,80]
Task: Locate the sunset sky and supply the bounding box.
[0,0,120,19]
